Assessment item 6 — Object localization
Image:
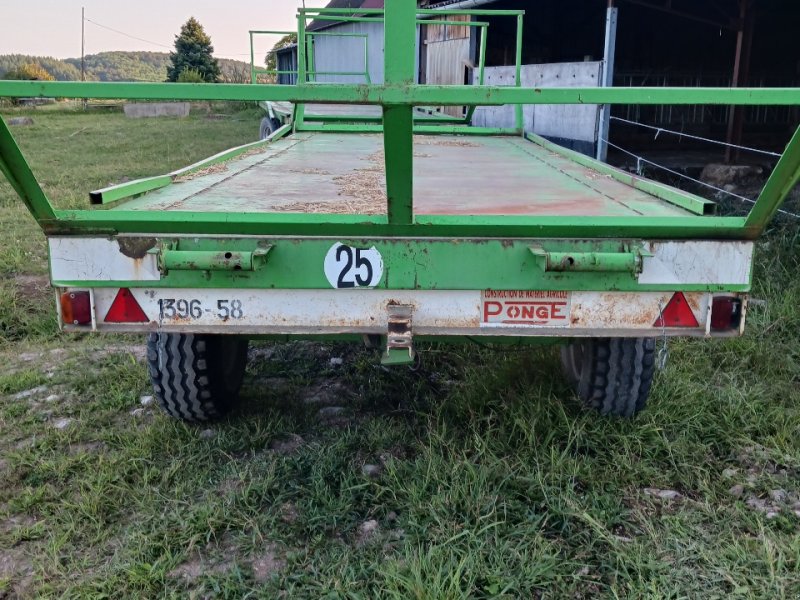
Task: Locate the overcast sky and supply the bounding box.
[0,1,331,60]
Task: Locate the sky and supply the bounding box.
[0,1,331,60]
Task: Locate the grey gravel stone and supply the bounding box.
[52,418,74,430]
[644,488,682,500]
[728,484,745,498]
[13,386,49,400]
[140,395,155,406]
[199,429,216,440]
[362,464,382,478]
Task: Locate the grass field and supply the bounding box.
[1,106,798,599]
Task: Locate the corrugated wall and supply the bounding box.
[472,62,603,155]
[312,22,386,84]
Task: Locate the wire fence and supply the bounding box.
[605,118,800,220]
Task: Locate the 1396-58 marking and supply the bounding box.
[159,298,244,321]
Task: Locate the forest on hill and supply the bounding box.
[0,52,252,83]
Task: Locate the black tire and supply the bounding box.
[259,117,282,140]
[560,337,656,418]
[146,333,249,422]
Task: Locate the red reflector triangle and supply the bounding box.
[104,288,149,323]
[654,292,699,328]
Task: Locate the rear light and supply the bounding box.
[710,296,742,332]
[653,292,700,328]
[104,288,149,323]
[60,291,92,326]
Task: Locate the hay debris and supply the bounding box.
[415,135,479,148]
[172,163,229,182]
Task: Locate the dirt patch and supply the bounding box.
[11,275,50,299]
[67,441,106,455]
[279,502,299,525]
[355,519,380,547]
[301,380,352,406]
[269,434,304,455]
[168,534,239,583]
[0,547,34,597]
[251,544,286,583]
[169,534,288,586]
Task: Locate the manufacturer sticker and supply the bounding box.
[324,243,384,289]
[481,290,571,327]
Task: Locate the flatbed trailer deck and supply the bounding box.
[113,133,695,218]
[1,1,799,422]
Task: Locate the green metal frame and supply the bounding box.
[0,0,799,243]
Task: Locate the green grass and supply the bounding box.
[0,109,798,599]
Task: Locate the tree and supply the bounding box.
[3,62,55,81]
[265,33,297,76]
[167,17,220,83]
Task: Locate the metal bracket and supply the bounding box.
[156,241,272,274]
[529,243,652,275]
[382,303,415,365]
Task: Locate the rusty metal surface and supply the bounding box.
[76,287,737,338]
[115,133,692,217]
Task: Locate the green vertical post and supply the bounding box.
[514,13,524,134]
[296,14,307,127]
[249,32,256,84]
[306,32,316,82]
[479,23,488,86]
[383,0,416,225]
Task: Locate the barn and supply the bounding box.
[278,0,799,164]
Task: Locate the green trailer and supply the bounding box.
[1,2,798,421]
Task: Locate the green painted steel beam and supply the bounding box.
[90,175,173,206]
[299,8,525,16]
[745,124,800,232]
[90,124,292,205]
[514,13,524,132]
[525,133,715,216]
[305,14,490,27]
[2,81,799,107]
[300,114,465,124]
[296,123,517,135]
[383,0,417,226]
[0,115,56,221]
[51,237,749,294]
[43,209,756,240]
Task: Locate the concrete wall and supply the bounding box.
[472,62,603,154]
[123,103,190,119]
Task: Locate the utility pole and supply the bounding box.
[81,7,86,82]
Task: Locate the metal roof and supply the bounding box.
[307,0,385,32]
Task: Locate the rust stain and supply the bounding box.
[118,237,157,259]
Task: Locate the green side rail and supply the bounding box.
[0,0,799,242]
